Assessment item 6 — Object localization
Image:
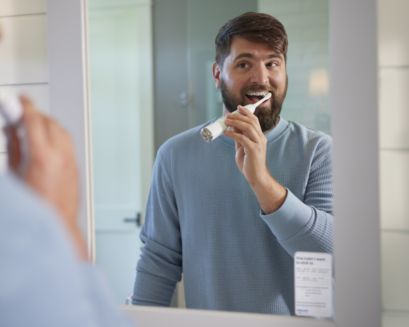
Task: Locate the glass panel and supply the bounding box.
[88,0,333,319]
[147,0,333,318]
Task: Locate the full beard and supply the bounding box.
[220,79,287,132]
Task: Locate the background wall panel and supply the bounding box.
[380,151,409,231]
[0,15,47,84]
[0,0,46,16]
[378,0,409,325]
[379,69,409,149]
[381,232,409,311]
[378,0,409,67]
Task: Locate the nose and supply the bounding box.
[249,63,269,85]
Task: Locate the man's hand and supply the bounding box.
[224,106,287,214]
[5,96,87,260]
[224,106,268,185]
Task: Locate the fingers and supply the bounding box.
[20,95,74,155]
[20,95,48,156]
[224,106,264,143]
[45,113,73,152]
[4,95,58,172]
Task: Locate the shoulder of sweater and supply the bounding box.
[0,173,73,251]
[286,120,332,145]
[157,123,207,156]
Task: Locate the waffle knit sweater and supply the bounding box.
[132,117,333,315]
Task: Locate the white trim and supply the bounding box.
[88,0,151,10]
[47,0,95,259]
[330,0,381,326]
[122,306,333,327]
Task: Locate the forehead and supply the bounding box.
[227,36,284,62]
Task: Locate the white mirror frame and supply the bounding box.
[47,0,381,326]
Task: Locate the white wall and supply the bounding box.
[0,0,48,173]
[378,0,409,326]
[258,0,330,134]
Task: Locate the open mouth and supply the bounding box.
[245,91,270,104]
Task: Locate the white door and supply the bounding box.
[88,0,154,303]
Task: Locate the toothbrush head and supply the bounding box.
[244,92,272,113]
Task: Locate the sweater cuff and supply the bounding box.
[260,189,313,241]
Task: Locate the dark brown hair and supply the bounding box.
[215,12,288,66]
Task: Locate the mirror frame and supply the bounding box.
[47,0,382,326]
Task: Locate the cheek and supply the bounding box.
[271,73,287,90]
[221,72,235,87]
[221,75,240,93]
[221,67,246,88]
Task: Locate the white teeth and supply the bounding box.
[247,92,268,96]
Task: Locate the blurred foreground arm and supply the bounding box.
[5,96,87,260]
[0,96,134,326]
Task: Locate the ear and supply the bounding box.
[212,63,221,89]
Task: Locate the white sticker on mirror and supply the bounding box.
[294,251,333,318]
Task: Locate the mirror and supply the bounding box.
[87,0,331,318]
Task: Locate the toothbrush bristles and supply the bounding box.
[254,92,271,108]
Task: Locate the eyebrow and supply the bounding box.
[233,52,283,62]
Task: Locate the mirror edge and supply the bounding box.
[48,0,382,325]
[330,0,382,326]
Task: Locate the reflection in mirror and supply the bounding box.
[88,0,331,319]
[88,0,154,305]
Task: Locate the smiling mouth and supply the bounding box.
[245,91,270,104]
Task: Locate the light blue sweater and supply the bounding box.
[132,117,333,315]
[0,173,133,327]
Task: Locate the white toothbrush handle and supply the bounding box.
[200,92,271,142]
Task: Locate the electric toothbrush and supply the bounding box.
[200,92,272,142]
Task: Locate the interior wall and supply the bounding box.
[185,0,258,128]
[258,0,329,134]
[0,0,48,173]
[378,0,409,326]
[152,0,257,151]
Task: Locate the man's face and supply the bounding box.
[213,37,288,131]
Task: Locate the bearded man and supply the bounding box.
[132,12,333,316]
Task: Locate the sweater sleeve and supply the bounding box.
[260,136,333,256]
[0,173,134,327]
[132,146,183,306]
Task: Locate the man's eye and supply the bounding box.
[237,62,249,69]
[267,61,279,68]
